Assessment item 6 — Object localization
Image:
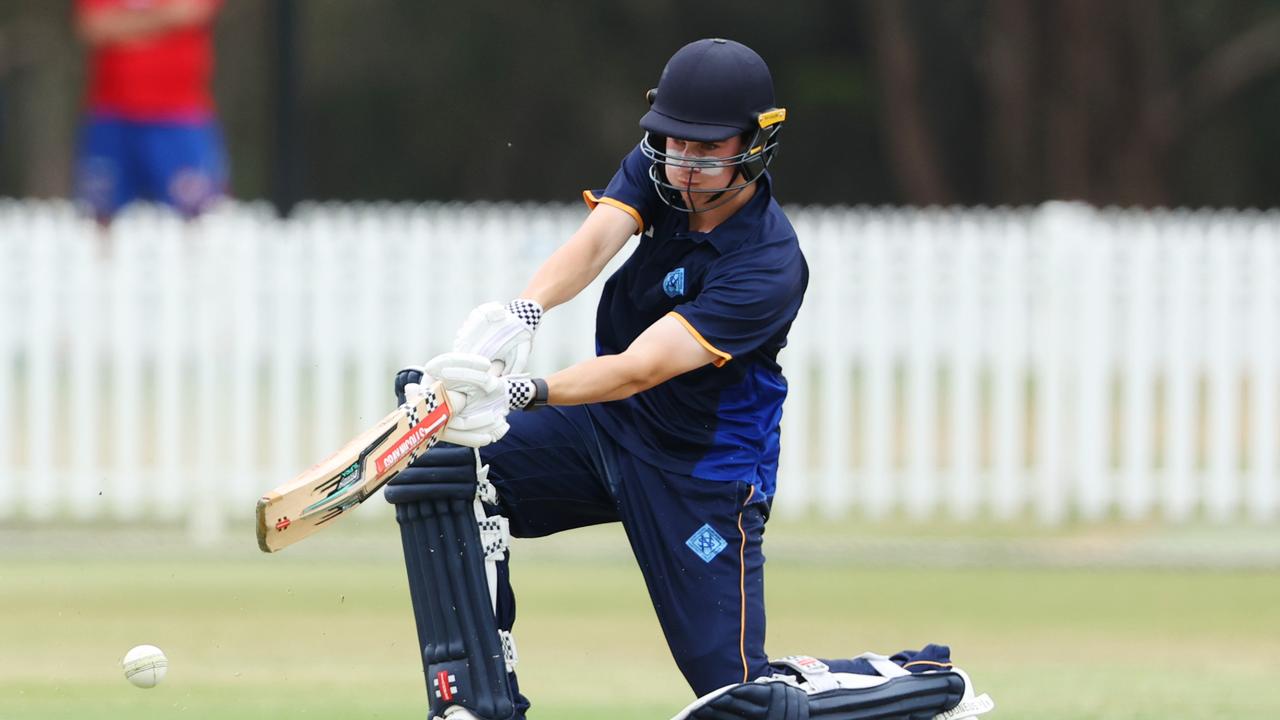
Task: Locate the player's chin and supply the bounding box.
[673,180,709,196]
[680,185,722,202]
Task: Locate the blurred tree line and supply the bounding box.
[1,0,1278,208]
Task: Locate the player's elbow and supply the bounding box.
[613,353,668,399]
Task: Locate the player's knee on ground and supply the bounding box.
[671,652,994,720]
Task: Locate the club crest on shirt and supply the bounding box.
[662,267,686,298]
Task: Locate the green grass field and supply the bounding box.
[2,521,1278,719]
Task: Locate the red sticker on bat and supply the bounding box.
[374,403,450,475]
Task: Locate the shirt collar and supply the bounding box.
[674,172,773,254]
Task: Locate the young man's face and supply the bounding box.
[663,135,746,204]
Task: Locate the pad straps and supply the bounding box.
[472,455,516,672]
[771,655,841,692]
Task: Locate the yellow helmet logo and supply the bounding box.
[757,108,787,128]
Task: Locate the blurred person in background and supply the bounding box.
[73,0,227,224]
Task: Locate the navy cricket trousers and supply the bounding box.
[481,404,772,715]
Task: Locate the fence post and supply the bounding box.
[1121,216,1158,520]
[26,206,59,520]
[1248,217,1279,522]
[0,205,15,520]
[904,212,939,520]
[990,212,1029,520]
[946,212,981,521]
[1164,214,1199,522]
[1205,221,1242,522]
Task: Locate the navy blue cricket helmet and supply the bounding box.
[640,38,787,212]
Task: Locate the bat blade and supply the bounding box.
[255,382,452,553]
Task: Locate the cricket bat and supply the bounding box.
[256,382,453,553]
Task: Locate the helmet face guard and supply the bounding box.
[640,109,785,214]
[637,39,786,214]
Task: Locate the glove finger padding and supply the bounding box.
[446,401,509,431]
[439,421,511,449]
[402,382,424,405]
[435,366,503,394]
[426,351,493,374]
[443,388,469,413]
[453,300,540,377]
[426,352,502,393]
[427,352,510,449]
[454,302,507,339]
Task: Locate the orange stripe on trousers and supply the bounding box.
[738,484,756,683]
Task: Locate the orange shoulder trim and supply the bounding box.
[582,190,644,235]
[667,311,731,368]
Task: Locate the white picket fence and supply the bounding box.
[0,199,1277,541]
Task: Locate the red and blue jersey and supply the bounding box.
[583,144,808,498]
[77,0,216,120]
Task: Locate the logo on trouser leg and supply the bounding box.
[686,524,728,563]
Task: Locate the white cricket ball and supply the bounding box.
[122,644,168,689]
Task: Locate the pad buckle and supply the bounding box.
[773,655,840,693]
[477,516,510,561]
[476,463,499,505]
[499,630,519,672]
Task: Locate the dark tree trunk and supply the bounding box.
[982,0,1038,204]
[1109,0,1175,206]
[1045,0,1111,202]
[866,0,955,205]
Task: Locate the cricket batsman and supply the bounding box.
[385,39,995,720]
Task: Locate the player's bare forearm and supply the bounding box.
[521,204,636,311]
[544,315,720,405]
[76,0,217,46]
[544,354,657,405]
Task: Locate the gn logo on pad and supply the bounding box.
[663,267,685,297]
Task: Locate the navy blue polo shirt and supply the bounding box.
[581,143,808,498]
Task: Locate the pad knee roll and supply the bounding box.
[677,673,962,720]
[686,681,810,720]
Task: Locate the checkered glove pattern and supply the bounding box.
[505,299,543,332]
[507,377,536,410]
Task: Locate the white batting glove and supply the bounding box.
[425,352,511,448]
[453,299,543,376]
